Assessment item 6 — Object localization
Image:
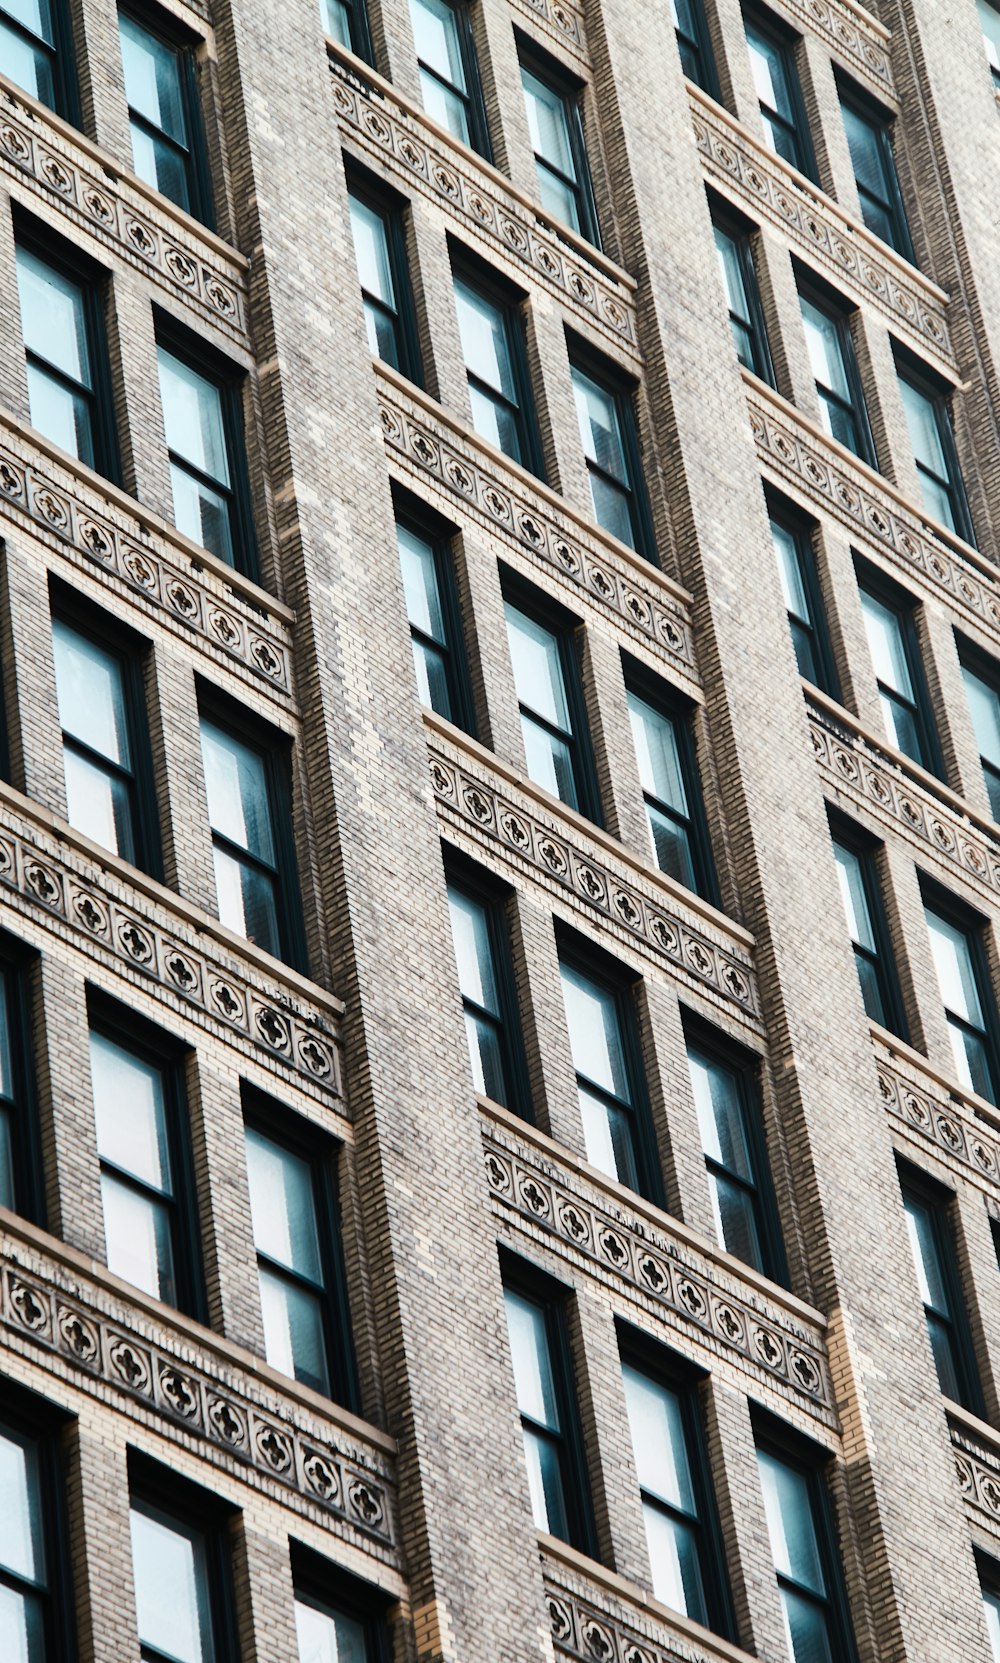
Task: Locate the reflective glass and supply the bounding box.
[627,694,687,815]
[522,68,574,177]
[714,224,757,371]
[841,102,886,204]
[505,605,571,731]
[834,844,876,953]
[349,195,395,310]
[130,121,191,213]
[447,888,499,1016]
[622,1367,695,1511]
[925,907,986,1029]
[643,1502,706,1619]
[101,1171,175,1302]
[587,471,635,547]
[772,518,810,623]
[859,590,915,700]
[757,1449,826,1597]
[980,0,1000,77]
[158,349,229,484]
[131,1505,215,1663]
[0,1581,44,1663]
[799,297,851,404]
[898,376,956,529]
[468,383,522,461]
[418,65,470,142]
[52,620,130,767]
[258,1266,329,1393]
[398,525,447,646]
[782,1586,836,1663]
[5,0,55,45]
[245,1128,322,1282]
[0,1109,13,1212]
[16,247,91,385]
[120,14,187,142]
[24,364,93,464]
[321,0,352,46]
[522,1423,569,1537]
[295,1596,368,1663]
[410,0,466,88]
[90,1031,170,1194]
[0,21,55,105]
[200,720,275,864]
[710,1171,764,1269]
[903,1193,950,1317]
[455,281,517,401]
[504,1288,560,1431]
[521,717,577,807]
[688,1049,753,1182]
[572,366,626,482]
[746,26,791,120]
[982,1586,1000,1662]
[646,802,696,891]
[0,1430,44,1585]
[560,963,629,1101]
[578,1086,637,1188]
[63,748,134,857]
[168,461,234,564]
[963,666,1000,773]
[212,844,280,953]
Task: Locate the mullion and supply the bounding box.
[26,346,93,408]
[167,445,234,505]
[422,60,471,122]
[128,108,191,173]
[100,1153,175,1209]
[257,1245,325,1301]
[211,826,279,887]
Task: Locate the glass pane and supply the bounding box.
[947,1019,995,1101]
[398,524,447,645]
[521,715,578,806]
[447,886,500,1015]
[348,195,396,309]
[25,363,94,466]
[505,605,571,731]
[799,296,851,403]
[925,907,986,1028]
[320,0,353,44]
[454,280,517,401]
[588,471,636,548]
[522,1425,569,1538]
[781,1586,836,1663]
[536,161,580,232]
[621,1366,696,1512]
[709,1170,765,1270]
[157,348,230,485]
[757,1448,826,1596]
[855,950,887,1025]
[418,65,471,143]
[200,720,275,863]
[898,376,949,484]
[464,1008,506,1103]
[295,1596,368,1663]
[362,299,399,366]
[168,460,235,565]
[0,22,55,106]
[16,246,91,385]
[5,0,55,45]
[101,1171,176,1303]
[212,844,280,955]
[966,667,1000,773]
[503,1288,560,1431]
[410,0,467,90]
[412,637,452,719]
[245,1127,323,1282]
[579,1086,638,1189]
[981,0,1000,72]
[0,1108,12,1212]
[90,1030,171,1193]
[646,802,697,890]
[981,1586,1000,1662]
[131,1505,215,1663]
[841,102,888,207]
[859,590,916,702]
[119,13,188,143]
[687,1048,754,1182]
[746,26,793,122]
[902,1192,951,1316]
[0,1583,44,1663]
[521,66,575,177]
[560,962,630,1101]
[714,225,752,330]
[571,365,627,482]
[63,747,135,859]
[52,620,130,767]
[772,519,811,623]
[926,1311,961,1401]
[129,121,191,213]
[627,693,688,815]
[644,1501,707,1621]
[468,383,522,462]
[0,1429,44,1585]
[258,1265,330,1394]
[833,843,876,953]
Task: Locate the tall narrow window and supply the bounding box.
[798,285,875,464]
[744,10,815,179]
[157,341,252,573]
[979,0,1000,88]
[453,267,541,474]
[560,956,650,1194]
[90,1025,197,1313]
[981,1566,1000,1662]
[396,514,470,728]
[245,1119,350,1402]
[199,711,300,964]
[0,1413,72,1662]
[519,50,599,245]
[839,84,912,259]
[570,357,650,555]
[0,964,33,1219]
[119,11,210,223]
[347,180,420,382]
[896,359,973,543]
[447,877,525,1113]
[1,0,68,111]
[51,615,148,868]
[687,1037,783,1280]
[130,1481,233,1663]
[409,0,489,156]
[960,651,1000,821]
[321,0,371,60]
[711,212,772,383]
[505,594,595,817]
[831,825,905,1036]
[768,507,835,693]
[858,577,937,771]
[900,1168,980,1408]
[502,1271,590,1549]
[924,894,1000,1104]
[756,1437,855,1663]
[626,685,713,898]
[295,1579,383,1663]
[671,0,717,92]
[15,241,114,477]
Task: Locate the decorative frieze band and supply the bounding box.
[506,0,588,64]
[953,1419,1000,1539]
[748,384,1000,649]
[876,1042,1000,1195]
[331,54,638,359]
[773,0,893,101]
[378,374,696,684]
[431,737,759,1020]
[485,1118,832,1415]
[545,1572,732,1663]
[692,91,951,369]
[0,1233,395,1551]
[0,420,292,699]
[0,83,248,347]
[0,787,341,1096]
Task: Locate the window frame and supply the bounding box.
[291,1543,390,1663]
[976,1548,1000,1662]
[856,560,941,776]
[623,656,717,904]
[451,249,545,479]
[410,0,492,160]
[118,1,214,228]
[956,634,1000,822]
[796,273,877,468]
[897,1157,983,1414]
[743,3,817,182]
[979,0,1000,89]
[321,0,374,63]
[893,346,975,547]
[242,1084,358,1411]
[0,0,79,122]
[568,337,656,562]
[516,35,601,248]
[502,571,602,824]
[393,490,475,734]
[765,492,839,697]
[0,933,44,1227]
[709,196,774,387]
[88,995,206,1322]
[836,74,913,263]
[920,876,1000,1107]
[671,0,719,96]
[827,809,907,1041]
[444,850,532,1120]
[345,162,423,386]
[0,1380,77,1663]
[128,1451,238,1663]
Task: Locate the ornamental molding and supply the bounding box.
[0,80,248,348]
[0,787,341,1096]
[330,53,639,360]
[485,1117,832,1416]
[691,91,951,370]
[506,0,588,64]
[875,1041,1000,1197]
[544,1560,751,1663]
[0,418,292,700]
[809,703,1000,909]
[0,1232,395,1551]
[377,373,696,685]
[769,0,893,101]
[953,1419,1000,1539]
[747,384,1000,652]
[430,735,760,1022]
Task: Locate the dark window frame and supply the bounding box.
[743,3,817,182]
[290,1542,391,1663]
[827,808,907,1041]
[0,0,79,123]
[451,246,546,479]
[671,0,719,96]
[88,991,206,1323]
[568,332,656,564]
[919,874,1000,1108]
[0,931,43,1228]
[411,0,492,161]
[196,682,308,973]
[835,73,913,263]
[118,0,214,228]
[128,1449,238,1663]
[893,345,975,547]
[242,1083,359,1412]
[796,271,877,469]
[499,1247,597,1557]
[393,487,475,735]
[765,490,839,697]
[321,0,374,63]
[345,161,423,387]
[515,34,601,248]
[897,1156,984,1414]
[855,557,942,777]
[0,1378,77,1663]
[623,654,717,904]
[443,846,532,1121]
[709,194,774,387]
[956,633,1000,821]
[975,1547,1000,1656]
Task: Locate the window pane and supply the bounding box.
[63,747,135,858]
[799,297,851,404]
[571,366,627,482]
[522,1424,569,1537]
[418,65,471,142]
[398,525,447,645]
[245,1127,323,1282]
[25,363,93,463]
[982,1587,1000,1662]
[504,1288,560,1431]
[646,802,697,890]
[90,1031,171,1193]
[746,27,792,121]
[258,1265,329,1394]
[295,1596,368,1663]
[621,1366,696,1512]
[535,165,580,233]
[52,621,130,767]
[129,120,192,211]
[925,907,986,1028]
[0,22,55,106]
[101,1170,176,1303]
[0,1109,13,1212]
[688,1049,754,1182]
[627,693,688,816]
[980,0,1000,74]
[902,1194,951,1317]
[0,1430,44,1586]
[757,1449,826,1597]
[454,281,517,402]
[410,0,467,89]
[157,348,230,485]
[348,195,396,309]
[714,226,756,366]
[119,14,188,143]
[131,1506,215,1663]
[0,1581,44,1663]
[859,591,915,701]
[841,103,885,199]
[522,68,575,177]
[505,605,571,731]
[587,472,636,548]
[521,715,577,807]
[560,963,630,1101]
[833,844,877,953]
[16,247,91,386]
[782,1586,836,1663]
[168,461,235,564]
[412,638,452,719]
[200,720,276,864]
[898,377,949,481]
[643,1501,707,1621]
[578,1085,638,1188]
[963,667,1000,771]
[463,1008,506,1101]
[772,519,810,622]
[447,887,500,1016]
[212,844,280,954]
[468,383,522,462]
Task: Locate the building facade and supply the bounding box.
[4,0,1000,1657]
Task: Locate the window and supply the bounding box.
[830,821,905,1036]
[320,0,371,60]
[0,955,38,1221]
[453,264,542,474]
[89,1022,200,1314]
[626,680,714,898]
[959,648,1000,820]
[711,209,773,383]
[896,357,974,543]
[244,1109,353,1404]
[838,83,912,260]
[198,707,302,965]
[446,872,527,1114]
[756,1432,856,1663]
[119,11,211,223]
[798,283,875,464]
[858,573,938,771]
[670,0,717,93]
[502,1264,591,1550]
[409,0,490,157]
[51,610,157,872]
[395,510,471,729]
[923,890,1000,1104]
[129,1467,234,1663]
[979,0,1000,88]
[1,0,72,112]
[15,238,116,478]
[519,47,599,245]
[347,177,421,383]
[570,355,651,555]
[560,954,653,1196]
[0,1401,73,1663]
[504,589,597,818]
[157,338,254,574]
[744,9,815,179]
[900,1166,980,1409]
[294,1563,385,1663]
[980,1558,1000,1663]
[768,504,836,693]
[621,1347,731,1633]
[686,1033,784,1280]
